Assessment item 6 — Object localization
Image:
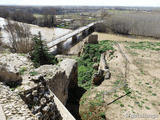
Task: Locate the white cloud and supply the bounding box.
[0,0,160,6]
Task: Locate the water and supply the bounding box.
[0,17,72,44]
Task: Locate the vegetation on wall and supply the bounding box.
[77,40,115,90]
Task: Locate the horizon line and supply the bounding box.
[0,4,160,8]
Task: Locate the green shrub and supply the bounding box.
[29,71,38,76]
[19,67,27,75]
[31,32,57,68]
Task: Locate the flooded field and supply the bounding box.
[0,17,72,44]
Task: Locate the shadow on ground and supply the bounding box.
[66,87,86,120]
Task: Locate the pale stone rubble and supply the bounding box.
[0,53,77,120]
[0,82,36,120]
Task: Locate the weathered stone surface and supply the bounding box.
[0,53,33,87]
[35,65,68,105]
[92,53,111,85]
[99,53,109,70]
[40,97,47,105]
[59,59,78,89]
[86,34,98,44]
[93,63,99,70]
[0,104,6,120]
[104,69,111,79]
[0,67,22,87]
[0,53,32,73]
[93,57,98,62]
[0,83,36,120]
[92,69,104,85]
[20,78,62,120]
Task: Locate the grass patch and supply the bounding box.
[120,103,124,107]
[128,105,133,108]
[127,41,160,51]
[145,106,150,110]
[89,92,105,107]
[19,67,27,75]
[152,93,157,96]
[29,71,38,76]
[152,103,156,106]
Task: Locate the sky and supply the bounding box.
[0,0,160,7]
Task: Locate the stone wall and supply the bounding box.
[59,59,78,89]
[20,76,62,120]
[85,34,98,44]
[35,65,69,105]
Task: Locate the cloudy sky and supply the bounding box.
[0,0,160,7]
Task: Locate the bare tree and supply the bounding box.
[100,9,109,20]
[0,27,2,46]
[80,16,86,26]
[4,19,34,53]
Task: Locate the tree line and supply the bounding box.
[0,8,56,27]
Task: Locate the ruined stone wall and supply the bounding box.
[20,76,62,120]
[0,53,77,120]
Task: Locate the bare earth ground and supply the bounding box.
[79,33,160,120]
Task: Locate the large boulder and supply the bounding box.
[0,65,22,87]
[59,59,78,89]
[0,53,31,87]
[92,69,104,85]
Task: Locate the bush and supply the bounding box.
[31,32,57,68]
[95,23,107,33]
